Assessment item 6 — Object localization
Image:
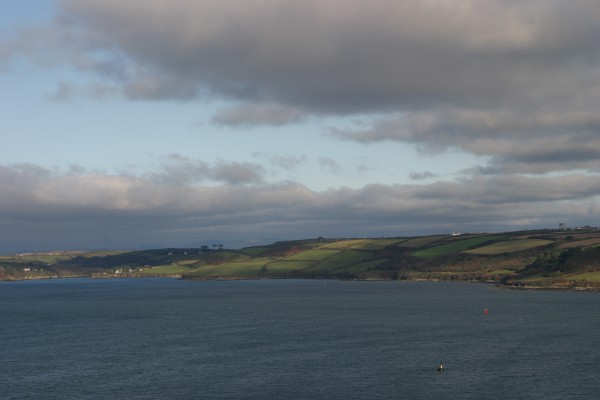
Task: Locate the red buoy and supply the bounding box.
[484,308,489,315]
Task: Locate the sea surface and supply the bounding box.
[1,278,599,399]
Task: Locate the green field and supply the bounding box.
[487,269,516,275]
[398,236,447,248]
[310,250,373,271]
[285,249,339,261]
[566,271,600,281]
[344,259,389,274]
[350,239,406,250]
[3,253,74,264]
[189,260,266,277]
[411,235,508,259]
[464,239,553,255]
[319,240,367,250]
[239,246,271,256]
[79,250,129,258]
[264,260,314,273]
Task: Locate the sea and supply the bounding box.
[1,278,599,399]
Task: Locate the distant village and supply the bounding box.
[558,223,599,231]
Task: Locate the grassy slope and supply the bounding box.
[4,230,600,288]
[411,235,508,259]
[464,239,553,255]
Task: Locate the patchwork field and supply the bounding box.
[3,228,600,289]
[464,239,553,255]
[559,238,600,249]
[411,235,508,259]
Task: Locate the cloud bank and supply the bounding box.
[1,163,598,252]
[31,0,597,174]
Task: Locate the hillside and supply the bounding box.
[2,229,600,290]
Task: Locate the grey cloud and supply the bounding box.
[318,157,342,173]
[431,174,600,204]
[409,171,438,181]
[45,81,119,102]
[253,154,342,179]
[210,162,265,185]
[51,0,600,110]
[253,153,308,171]
[68,164,87,175]
[5,1,600,169]
[1,162,599,252]
[7,1,600,114]
[154,154,211,184]
[38,0,599,177]
[155,154,265,185]
[212,103,306,127]
[123,74,199,100]
[333,108,600,174]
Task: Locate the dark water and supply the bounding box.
[1,279,599,399]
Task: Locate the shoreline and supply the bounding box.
[494,283,600,292]
[2,274,599,292]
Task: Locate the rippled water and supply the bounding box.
[1,278,599,399]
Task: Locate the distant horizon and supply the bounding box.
[4,224,597,255]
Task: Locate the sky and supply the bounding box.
[1,0,600,252]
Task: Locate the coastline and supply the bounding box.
[2,273,599,292]
[495,283,600,292]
